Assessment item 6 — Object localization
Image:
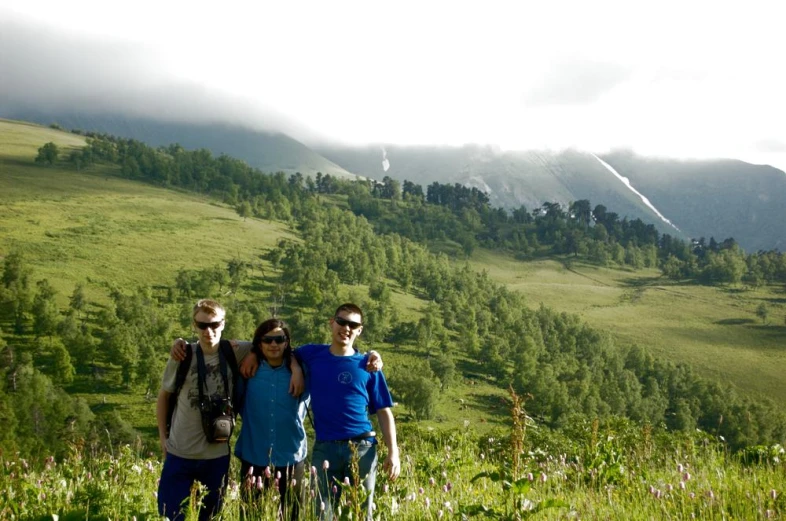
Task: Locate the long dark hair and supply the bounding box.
[252,318,293,370]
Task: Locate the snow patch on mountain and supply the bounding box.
[591,153,681,232]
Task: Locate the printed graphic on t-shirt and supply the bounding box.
[186,363,228,409]
[338,371,353,384]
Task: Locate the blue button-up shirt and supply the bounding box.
[234,361,309,467]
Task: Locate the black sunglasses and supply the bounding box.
[195,320,223,330]
[261,335,288,344]
[334,316,362,330]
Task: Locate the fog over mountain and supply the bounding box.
[3,3,786,251]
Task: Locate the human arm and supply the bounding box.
[156,389,171,458]
[289,356,304,397]
[170,338,187,361]
[376,407,400,480]
[366,350,383,372]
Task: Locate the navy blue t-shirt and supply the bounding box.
[296,344,394,442]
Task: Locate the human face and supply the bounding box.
[193,310,224,349]
[259,327,288,367]
[330,311,363,349]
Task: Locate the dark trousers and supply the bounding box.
[240,459,306,520]
[158,453,230,521]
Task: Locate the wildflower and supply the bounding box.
[689,492,695,500]
[276,470,282,480]
[247,466,254,476]
[333,485,338,495]
[419,487,425,495]
[655,489,663,499]
[438,510,444,518]
[677,463,684,473]
[429,477,436,486]
[310,489,315,498]
[257,477,263,490]
[649,485,656,495]
[522,499,534,511]
[527,472,534,482]
[131,464,142,474]
[344,477,351,486]
[771,489,777,500]
[680,482,686,491]
[323,460,330,471]
[383,484,389,494]
[442,485,448,493]
[425,497,431,508]
[321,501,326,512]
[480,453,485,460]
[291,478,297,487]
[442,470,448,479]
[446,482,453,492]
[667,484,673,492]
[766,510,774,518]
[706,490,714,500]
[683,472,691,482]
[265,467,272,478]
[540,473,547,483]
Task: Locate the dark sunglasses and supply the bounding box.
[261,335,288,344]
[195,320,223,330]
[334,316,362,330]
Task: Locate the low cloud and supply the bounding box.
[0,15,308,137]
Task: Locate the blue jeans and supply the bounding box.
[311,439,378,521]
[158,453,230,521]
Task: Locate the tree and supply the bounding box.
[756,303,769,324]
[32,279,60,341]
[236,200,253,221]
[35,142,59,165]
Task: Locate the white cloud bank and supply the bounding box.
[1,0,784,172]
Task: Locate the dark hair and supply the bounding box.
[334,303,363,323]
[252,318,293,370]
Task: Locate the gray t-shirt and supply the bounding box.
[162,342,252,459]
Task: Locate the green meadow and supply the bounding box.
[2,117,785,428]
[3,119,786,520]
[469,250,786,404]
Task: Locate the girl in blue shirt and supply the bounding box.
[235,318,308,520]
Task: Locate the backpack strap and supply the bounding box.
[166,343,193,437]
[218,340,241,414]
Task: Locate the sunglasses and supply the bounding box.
[195,320,223,331]
[334,316,362,330]
[261,335,288,344]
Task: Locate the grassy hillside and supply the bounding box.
[469,250,786,403]
[1,118,784,442]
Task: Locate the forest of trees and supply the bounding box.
[3,134,783,459]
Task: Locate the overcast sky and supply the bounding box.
[1,0,784,171]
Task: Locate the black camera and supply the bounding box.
[200,397,235,443]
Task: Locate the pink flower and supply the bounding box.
[540,473,547,483]
[247,466,254,476]
[442,485,448,493]
[683,472,691,482]
[706,490,714,500]
[680,482,686,491]
[689,492,695,500]
[265,467,272,478]
[323,460,330,471]
[311,466,317,476]
[425,497,431,508]
[527,473,534,482]
[333,485,338,494]
[344,477,351,486]
[771,489,778,500]
[276,470,281,480]
[419,487,425,495]
[429,477,436,486]
[677,463,684,473]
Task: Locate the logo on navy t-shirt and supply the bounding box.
[338,372,353,384]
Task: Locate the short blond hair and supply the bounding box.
[192,299,225,320]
